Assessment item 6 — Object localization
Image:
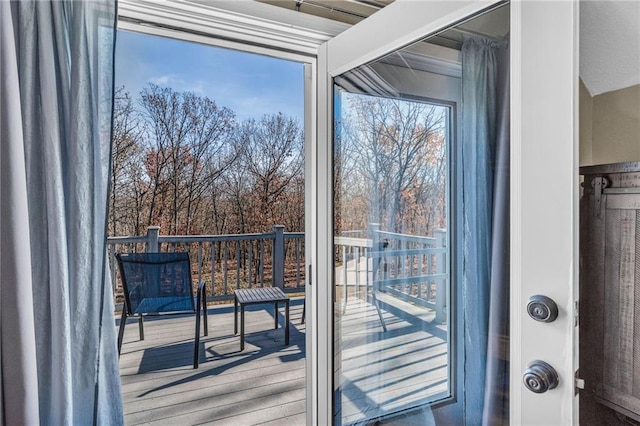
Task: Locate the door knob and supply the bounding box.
[527,295,558,323]
[523,360,559,393]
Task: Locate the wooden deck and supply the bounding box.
[336,292,449,424]
[119,299,306,425]
[118,295,448,425]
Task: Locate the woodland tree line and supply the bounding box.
[109,84,304,237]
[110,84,447,240]
[336,94,448,238]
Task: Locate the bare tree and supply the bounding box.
[222,164,252,234]
[182,93,238,233]
[109,85,306,238]
[240,113,304,228]
[139,84,239,234]
[338,95,447,236]
[110,87,143,236]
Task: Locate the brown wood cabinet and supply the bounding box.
[581,162,640,424]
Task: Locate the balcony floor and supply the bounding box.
[118,295,447,425]
[119,299,306,425]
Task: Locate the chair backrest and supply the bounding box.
[116,252,195,315]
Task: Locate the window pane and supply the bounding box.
[333,89,451,425]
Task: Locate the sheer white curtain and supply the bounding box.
[461,35,510,426]
[1,2,40,424]
[0,1,122,424]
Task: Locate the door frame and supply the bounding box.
[510,2,579,424]
[313,1,579,424]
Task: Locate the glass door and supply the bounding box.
[333,87,453,424]
[314,1,579,424]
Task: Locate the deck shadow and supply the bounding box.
[137,317,305,396]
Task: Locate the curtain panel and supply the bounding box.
[461,35,510,426]
[1,1,122,424]
[1,2,41,424]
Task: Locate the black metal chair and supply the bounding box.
[116,252,208,368]
[369,240,388,332]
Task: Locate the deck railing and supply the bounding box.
[108,224,446,322]
[107,225,305,306]
[334,224,447,323]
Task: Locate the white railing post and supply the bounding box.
[434,229,447,323]
[272,225,285,289]
[147,226,160,253]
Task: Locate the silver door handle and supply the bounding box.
[523,360,559,393]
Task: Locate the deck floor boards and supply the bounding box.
[119,299,306,426]
[119,295,447,425]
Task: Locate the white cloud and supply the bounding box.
[183,81,206,95]
[232,96,302,122]
[148,75,207,96]
[149,75,171,85]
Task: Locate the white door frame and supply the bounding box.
[510,2,579,424]
[115,4,322,424]
[303,60,319,426]
[313,1,579,424]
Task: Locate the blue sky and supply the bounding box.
[115,30,304,122]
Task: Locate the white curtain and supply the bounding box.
[0,1,123,424]
[461,35,510,426]
[1,2,41,424]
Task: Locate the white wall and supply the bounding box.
[579,79,593,166]
[580,81,640,165]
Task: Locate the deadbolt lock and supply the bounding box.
[527,295,559,323]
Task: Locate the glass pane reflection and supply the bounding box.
[333,89,451,425]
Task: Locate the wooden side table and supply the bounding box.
[234,287,290,351]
